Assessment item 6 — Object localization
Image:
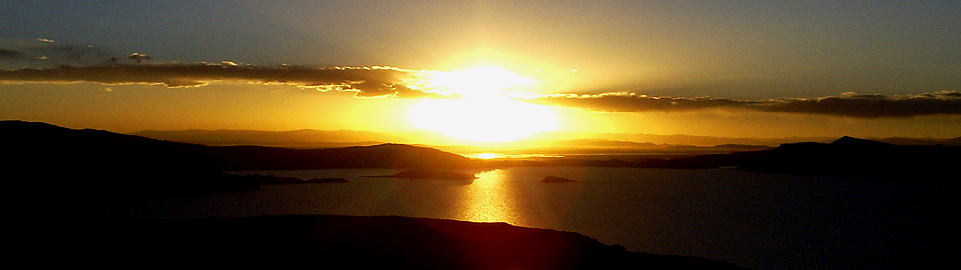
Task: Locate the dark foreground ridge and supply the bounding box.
[13,214,746,269]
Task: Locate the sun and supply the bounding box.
[423,66,534,95]
[475,153,499,159]
[409,67,557,142]
[411,95,556,142]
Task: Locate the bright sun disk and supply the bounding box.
[410,67,557,142]
[411,95,556,142]
[476,153,499,159]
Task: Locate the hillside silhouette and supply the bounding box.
[5,120,957,194]
[1,120,473,194]
[650,136,961,173]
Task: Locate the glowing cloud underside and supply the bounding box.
[2,65,956,119]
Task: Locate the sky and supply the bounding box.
[1,0,960,141]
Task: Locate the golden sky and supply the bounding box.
[2,1,959,141]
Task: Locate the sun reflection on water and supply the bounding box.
[452,169,518,223]
[429,168,587,228]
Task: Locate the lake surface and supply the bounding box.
[36,167,959,270]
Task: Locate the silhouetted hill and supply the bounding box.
[1,120,246,194]
[653,136,961,173]
[12,214,746,269]
[877,136,961,146]
[198,143,474,170]
[2,121,473,170]
[1,121,474,194]
[134,128,780,155]
[7,121,956,177]
[132,128,404,148]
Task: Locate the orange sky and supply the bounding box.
[2,1,959,141]
[3,77,959,140]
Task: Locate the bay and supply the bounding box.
[36,167,959,270]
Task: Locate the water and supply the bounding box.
[34,167,960,270]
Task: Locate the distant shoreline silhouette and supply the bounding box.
[6,120,958,270]
[3,120,959,196]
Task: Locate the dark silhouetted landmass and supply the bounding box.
[305,177,349,183]
[369,169,477,180]
[473,136,960,174]
[133,128,837,147]
[1,120,259,194]
[1,120,472,194]
[648,136,961,173]
[542,175,578,183]
[204,143,473,170]
[11,214,746,269]
[133,128,406,148]
[5,121,957,194]
[877,136,961,146]
[2,121,747,268]
[1,121,472,170]
[134,128,780,156]
[240,174,348,185]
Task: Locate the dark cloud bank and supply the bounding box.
[0,64,435,98]
[1,40,431,98]
[2,64,958,118]
[0,39,114,65]
[528,92,961,118]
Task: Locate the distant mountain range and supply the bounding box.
[130,128,822,148]
[132,128,961,156]
[4,120,958,195]
[648,136,961,173]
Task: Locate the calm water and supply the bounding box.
[37,167,959,270]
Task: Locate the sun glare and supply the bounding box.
[476,153,499,159]
[410,66,557,142]
[424,66,535,95]
[411,95,556,142]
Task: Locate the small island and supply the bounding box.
[542,175,578,183]
[241,174,348,185]
[369,169,477,180]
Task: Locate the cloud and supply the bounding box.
[0,40,114,66]
[0,48,24,58]
[3,58,957,117]
[755,92,961,118]
[527,92,757,112]
[528,91,961,118]
[0,64,444,98]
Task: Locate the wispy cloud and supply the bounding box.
[0,64,445,98]
[528,91,961,118]
[0,39,451,98]
[0,38,114,65]
[2,57,958,118]
[0,48,23,58]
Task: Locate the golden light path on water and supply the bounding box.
[451,169,516,223]
[448,168,585,227]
